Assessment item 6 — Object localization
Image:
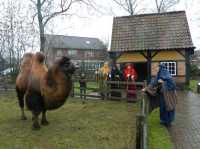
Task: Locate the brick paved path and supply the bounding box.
[167,91,200,149]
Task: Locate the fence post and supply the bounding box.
[4,75,7,90]
[71,78,74,97]
[103,79,107,100]
[143,80,147,88]
[136,114,146,149]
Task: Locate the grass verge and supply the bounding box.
[189,80,200,94]
[0,90,140,149]
[147,108,172,149]
[74,82,98,94]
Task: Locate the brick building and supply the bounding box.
[109,11,195,85]
[44,34,108,78]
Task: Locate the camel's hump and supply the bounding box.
[35,52,45,63]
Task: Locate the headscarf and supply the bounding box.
[111,65,122,79]
[149,64,176,91]
[102,61,108,73]
[124,63,135,75]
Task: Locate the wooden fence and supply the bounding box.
[71,79,147,101]
[0,76,15,90]
[136,91,147,149]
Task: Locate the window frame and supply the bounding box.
[160,62,176,76]
[57,50,62,57]
[68,50,77,57]
[98,51,103,57]
[85,51,93,57]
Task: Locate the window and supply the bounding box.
[98,51,103,57]
[57,50,62,57]
[68,50,77,57]
[161,62,176,75]
[85,51,93,57]
[85,62,95,70]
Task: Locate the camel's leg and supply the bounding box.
[32,110,41,130]
[16,87,27,120]
[41,110,49,125]
[26,91,44,130]
[31,111,35,121]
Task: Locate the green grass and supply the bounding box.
[147,108,172,149]
[0,90,140,149]
[74,82,98,94]
[189,80,200,94]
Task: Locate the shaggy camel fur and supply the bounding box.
[15,52,79,130]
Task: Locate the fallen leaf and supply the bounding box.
[153,128,156,131]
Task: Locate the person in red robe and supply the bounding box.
[122,63,138,99]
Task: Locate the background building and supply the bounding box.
[44,34,109,78]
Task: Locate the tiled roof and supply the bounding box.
[110,11,194,52]
[45,34,104,50]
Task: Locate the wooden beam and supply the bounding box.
[176,49,185,58]
[116,51,125,59]
[147,50,151,85]
[139,51,147,59]
[185,50,190,85]
[151,50,160,59]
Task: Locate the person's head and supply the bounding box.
[104,61,108,68]
[126,63,132,70]
[156,67,159,73]
[156,63,165,73]
[112,66,116,70]
[81,73,84,77]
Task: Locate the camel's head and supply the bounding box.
[55,56,79,75]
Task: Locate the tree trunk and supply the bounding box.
[37,0,45,53]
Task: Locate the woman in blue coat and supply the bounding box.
[141,64,177,126]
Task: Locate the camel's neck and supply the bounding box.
[41,66,72,110]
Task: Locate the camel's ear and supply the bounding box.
[56,56,70,66]
[36,52,45,63]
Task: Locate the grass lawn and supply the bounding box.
[147,108,172,149]
[0,90,140,149]
[189,80,200,94]
[74,82,98,94]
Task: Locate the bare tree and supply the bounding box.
[29,0,102,52]
[111,0,147,15]
[154,0,180,13]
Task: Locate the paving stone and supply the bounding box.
[167,91,200,149]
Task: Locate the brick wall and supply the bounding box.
[177,62,185,75]
[151,61,186,84]
[151,62,159,76]
[173,77,185,83]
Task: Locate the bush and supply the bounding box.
[190,63,200,77]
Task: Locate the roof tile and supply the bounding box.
[110,11,194,52]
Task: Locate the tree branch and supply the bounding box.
[43,0,73,27]
[30,0,37,6]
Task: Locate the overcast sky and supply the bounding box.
[50,0,200,51]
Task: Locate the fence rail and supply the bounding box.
[71,78,147,101]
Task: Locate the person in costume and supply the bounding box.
[111,66,122,97]
[97,61,111,97]
[79,73,87,98]
[122,63,138,99]
[141,63,177,127]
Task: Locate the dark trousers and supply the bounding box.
[80,89,86,98]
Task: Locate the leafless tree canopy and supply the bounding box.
[112,0,147,15]
[154,0,180,13]
[29,0,103,52]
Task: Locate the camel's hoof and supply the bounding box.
[41,121,49,125]
[32,122,40,130]
[21,116,27,120]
